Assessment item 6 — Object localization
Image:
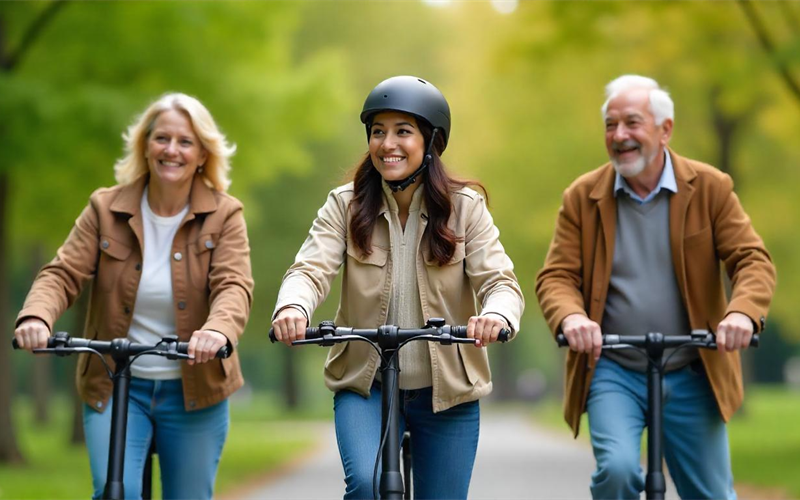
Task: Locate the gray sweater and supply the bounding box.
[601,191,698,372]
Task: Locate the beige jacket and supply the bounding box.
[535,150,776,436]
[274,182,524,412]
[17,175,254,412]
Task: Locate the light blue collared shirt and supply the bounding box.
[614,149,677,204]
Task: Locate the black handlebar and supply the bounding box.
[555,330,759,350]
[12,333,230,359]
[268,321,511,346]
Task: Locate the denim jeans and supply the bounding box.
[83,377,229,500]
[587,356,736,500]
[334,383,480,500]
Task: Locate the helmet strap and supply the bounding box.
[386,128,439,193]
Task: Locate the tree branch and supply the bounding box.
[1,0,68,71]
[778,1,800,36]
[738,0,800,104]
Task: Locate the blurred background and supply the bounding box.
[1,1,799,498]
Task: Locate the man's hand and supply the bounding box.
[716,312,754,352]
[561,314,603,362]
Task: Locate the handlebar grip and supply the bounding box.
[216,345,231,359]
[11,338,19,350]
[497,328,511,343]
[450,326,511,343]
[268,327,321,343]
[555,333,568,347]
[750,334,759,348]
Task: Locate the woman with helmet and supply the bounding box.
[271,76,524,499]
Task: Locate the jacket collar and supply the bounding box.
[110,174,218,216]
[378,180,428,219]
[590,147,696,201]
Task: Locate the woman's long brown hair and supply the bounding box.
[348,118,487,266]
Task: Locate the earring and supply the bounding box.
[197,165,204,173]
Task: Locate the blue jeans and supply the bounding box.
[83,377,229,500]
[334,383,480,500]
[587,356,736,500]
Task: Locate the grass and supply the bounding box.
[530,385,800,498]
[727,386,800,498]
[0,394,320,499]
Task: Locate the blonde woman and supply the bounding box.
[14,93,253,500]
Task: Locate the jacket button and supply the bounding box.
[174,252,183,261]
[135,263,142,271]
[96,401,103,409]
[124,306,131,314]
[178,301,186,310]
[101,240,110,249]
[189,401,196,408]
[205,240,214,250]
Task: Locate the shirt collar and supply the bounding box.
[614,149,677,204]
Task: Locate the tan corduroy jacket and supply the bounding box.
[17,175,254,412]
[536,150,776,437]
[274,182,524,413]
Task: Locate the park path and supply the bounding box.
[228,407,681,500]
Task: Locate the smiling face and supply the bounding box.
[145,108,208,191]
[604,88,672,178]
[368,111,426,182]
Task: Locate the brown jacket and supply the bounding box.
[535,150,776,436]
[17,175,254,412]
[274,183,525,413]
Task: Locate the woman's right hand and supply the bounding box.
[271,307,308,347]
[14,318,50,352]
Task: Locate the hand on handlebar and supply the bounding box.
[188,330,228,365]
[271,307,309,347]
[560,314,602,362]
[716,312,754,353]
[14,318,50,352]
[468,314,508,348]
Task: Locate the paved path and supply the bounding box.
[232,409,678,499]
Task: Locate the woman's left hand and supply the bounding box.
[467,314,509,348]
[188,330,229,365]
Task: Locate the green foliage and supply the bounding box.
[5,0,800,472]
[728,386,800,498]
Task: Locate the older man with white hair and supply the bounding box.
[536,75,776,499]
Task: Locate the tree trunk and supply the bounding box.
[0,171,24,463]
[29,244,50,425]
[0,1,67,461]
[282,349,299,409]
[491,343,515,401]
[70,290,89,445]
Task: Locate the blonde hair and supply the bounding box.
[114,93,236,191]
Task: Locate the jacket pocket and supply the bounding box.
[346,244,389,267]
[423,241,465,267]
[189,233,219,289]
[324,343,349,380]
[77,327,100,376]
[684,226,713,249]
[457,343,481,386]
[97,235,132,291]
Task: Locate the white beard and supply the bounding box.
[611,155,647,178]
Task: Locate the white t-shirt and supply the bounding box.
[128,186,190,380]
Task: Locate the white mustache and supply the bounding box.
[612,140,641,153]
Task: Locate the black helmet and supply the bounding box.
[360,76,451,150]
